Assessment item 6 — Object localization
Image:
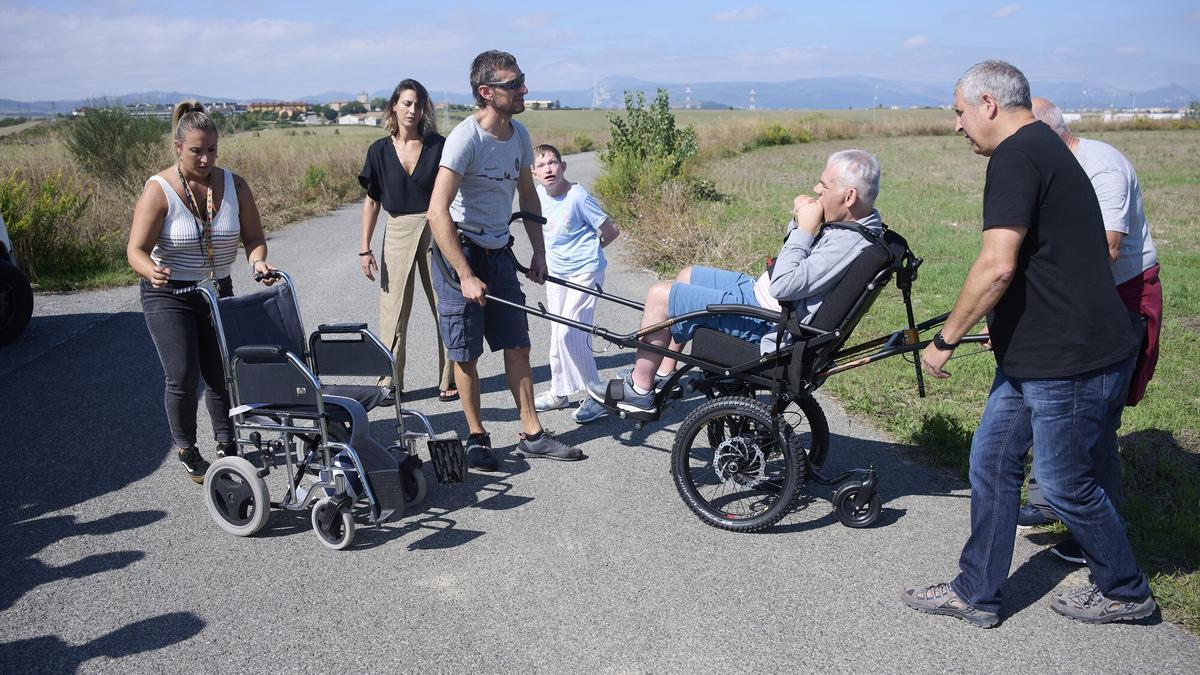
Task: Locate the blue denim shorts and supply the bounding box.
[431,239,530,362]
[667,266,772,344]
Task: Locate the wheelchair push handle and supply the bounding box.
[434,212,549,291]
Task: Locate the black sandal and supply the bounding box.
[438,388,459,402]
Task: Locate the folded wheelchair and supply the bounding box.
[435,213,984,533]
[188,271,466,550]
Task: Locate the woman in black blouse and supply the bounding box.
[358,78,456,400]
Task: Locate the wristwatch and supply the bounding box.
[933,330,959,351]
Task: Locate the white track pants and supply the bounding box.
[546,269,603,397]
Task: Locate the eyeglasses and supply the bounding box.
[485,73,525,91]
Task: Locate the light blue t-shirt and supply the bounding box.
[441,115,534,249]
[537,183,609,276]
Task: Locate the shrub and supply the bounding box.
[63,106,169,196]
[600,89,697,202]
[0,171,98,282]
[574,134,596,153]
[302,164,329,192]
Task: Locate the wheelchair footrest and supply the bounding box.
[354,441,405,523]
[428,436,467,484]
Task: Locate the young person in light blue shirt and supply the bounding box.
[532,144,620,423]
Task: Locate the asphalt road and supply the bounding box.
[2,151,1198,672]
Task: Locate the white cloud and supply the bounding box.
[711,4,768,23]
[1115,45,1146,56]
[902,35,930,49]
[992,4,1023,19]
[510,11,556,30]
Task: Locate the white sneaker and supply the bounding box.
[534,391,570,411]
[572,397,608,424]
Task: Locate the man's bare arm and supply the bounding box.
[1105,230,1122,265]
[516,166,547,283]
[428,166,488,304]
[939,226,1027,342]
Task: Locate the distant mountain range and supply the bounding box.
[3,78,1197,115]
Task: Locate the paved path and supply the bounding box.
[2,152,1197,672]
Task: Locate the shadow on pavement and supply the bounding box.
[0,611,205,672]
[0,312,170,527]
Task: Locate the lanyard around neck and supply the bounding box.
[176,164,216,279]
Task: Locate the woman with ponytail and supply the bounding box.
[357,79,456,402]
[127,100,277,484]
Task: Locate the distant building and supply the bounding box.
[356,91,369,104]
[525,99,556,110]
[247,102,310,118]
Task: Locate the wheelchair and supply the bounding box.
[189,271,466,550]
[434,213,985,533]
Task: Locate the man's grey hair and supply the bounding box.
[955,60,1032,111]
[827,149,881,210]
[470,50,519,108]
[1032,99,1070,137]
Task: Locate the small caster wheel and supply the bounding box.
[204,457,270,536]
[832,481,881,528]
[401,461,428,509]
[311,497,355,550]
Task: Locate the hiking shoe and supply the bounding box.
[178,447,210,484]
[587,376,656,414]
[518,430,583,461]
[901,583,999,628]
[1050,583,1156,624]
[534,391,570,412]
[215,441,238,459]
[1017,504,1057,529]
[572,397,607,424]
[466,433,499,471]
[1051,539,1087,565]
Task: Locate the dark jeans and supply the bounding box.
[1026,311,1145,515]
[951,359,1151,613]
[140,277,233,450]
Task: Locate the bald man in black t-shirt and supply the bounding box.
[901,60,1154,628]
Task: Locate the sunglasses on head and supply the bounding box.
[485,73,525,90]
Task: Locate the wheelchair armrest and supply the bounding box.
[233,345,291,364]
[317,322,368,333]
[704,304,781,322]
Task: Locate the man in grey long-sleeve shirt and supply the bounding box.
[588,149,884,414]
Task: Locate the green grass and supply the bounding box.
[618,128,1200,631]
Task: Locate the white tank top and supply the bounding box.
[148,169,241,281]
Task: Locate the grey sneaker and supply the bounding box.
[587,376,655,414]
[534,391,570,412]
[901,583,999,628]
[617,366,670,392]
[1050,583,1156,624]
[518,430,583,461]
[572,397,607,424]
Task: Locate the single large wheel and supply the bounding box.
[832,481,882,528]
[779,394,830,469]
[311,497,355,550]
[401,461,428,509]
[0,261,34,346]
[204,457,270,536]
[672,396,802,532]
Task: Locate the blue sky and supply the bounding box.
[1,0,1198,101]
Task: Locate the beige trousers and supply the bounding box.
[379,213,453,392]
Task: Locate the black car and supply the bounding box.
[0,212,34,344]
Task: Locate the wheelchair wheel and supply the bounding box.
[204,457,270,537]
[401,462,427,509]
[311,497,355,550]
[832,481,882,528]
[779,395,830,469]
[672,396,802,532]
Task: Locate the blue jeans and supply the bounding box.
[667,266,772,344]
[951,360,1150,612]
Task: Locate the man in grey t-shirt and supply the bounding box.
[428,50,583,468]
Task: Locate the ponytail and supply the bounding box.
[172,100,217,141]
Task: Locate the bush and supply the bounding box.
[63,106,169,195]
[0,171,99,282]
[742,123,813,152]
[302,164,329,192]
[574,134,595,153]
[599,89,697,202]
